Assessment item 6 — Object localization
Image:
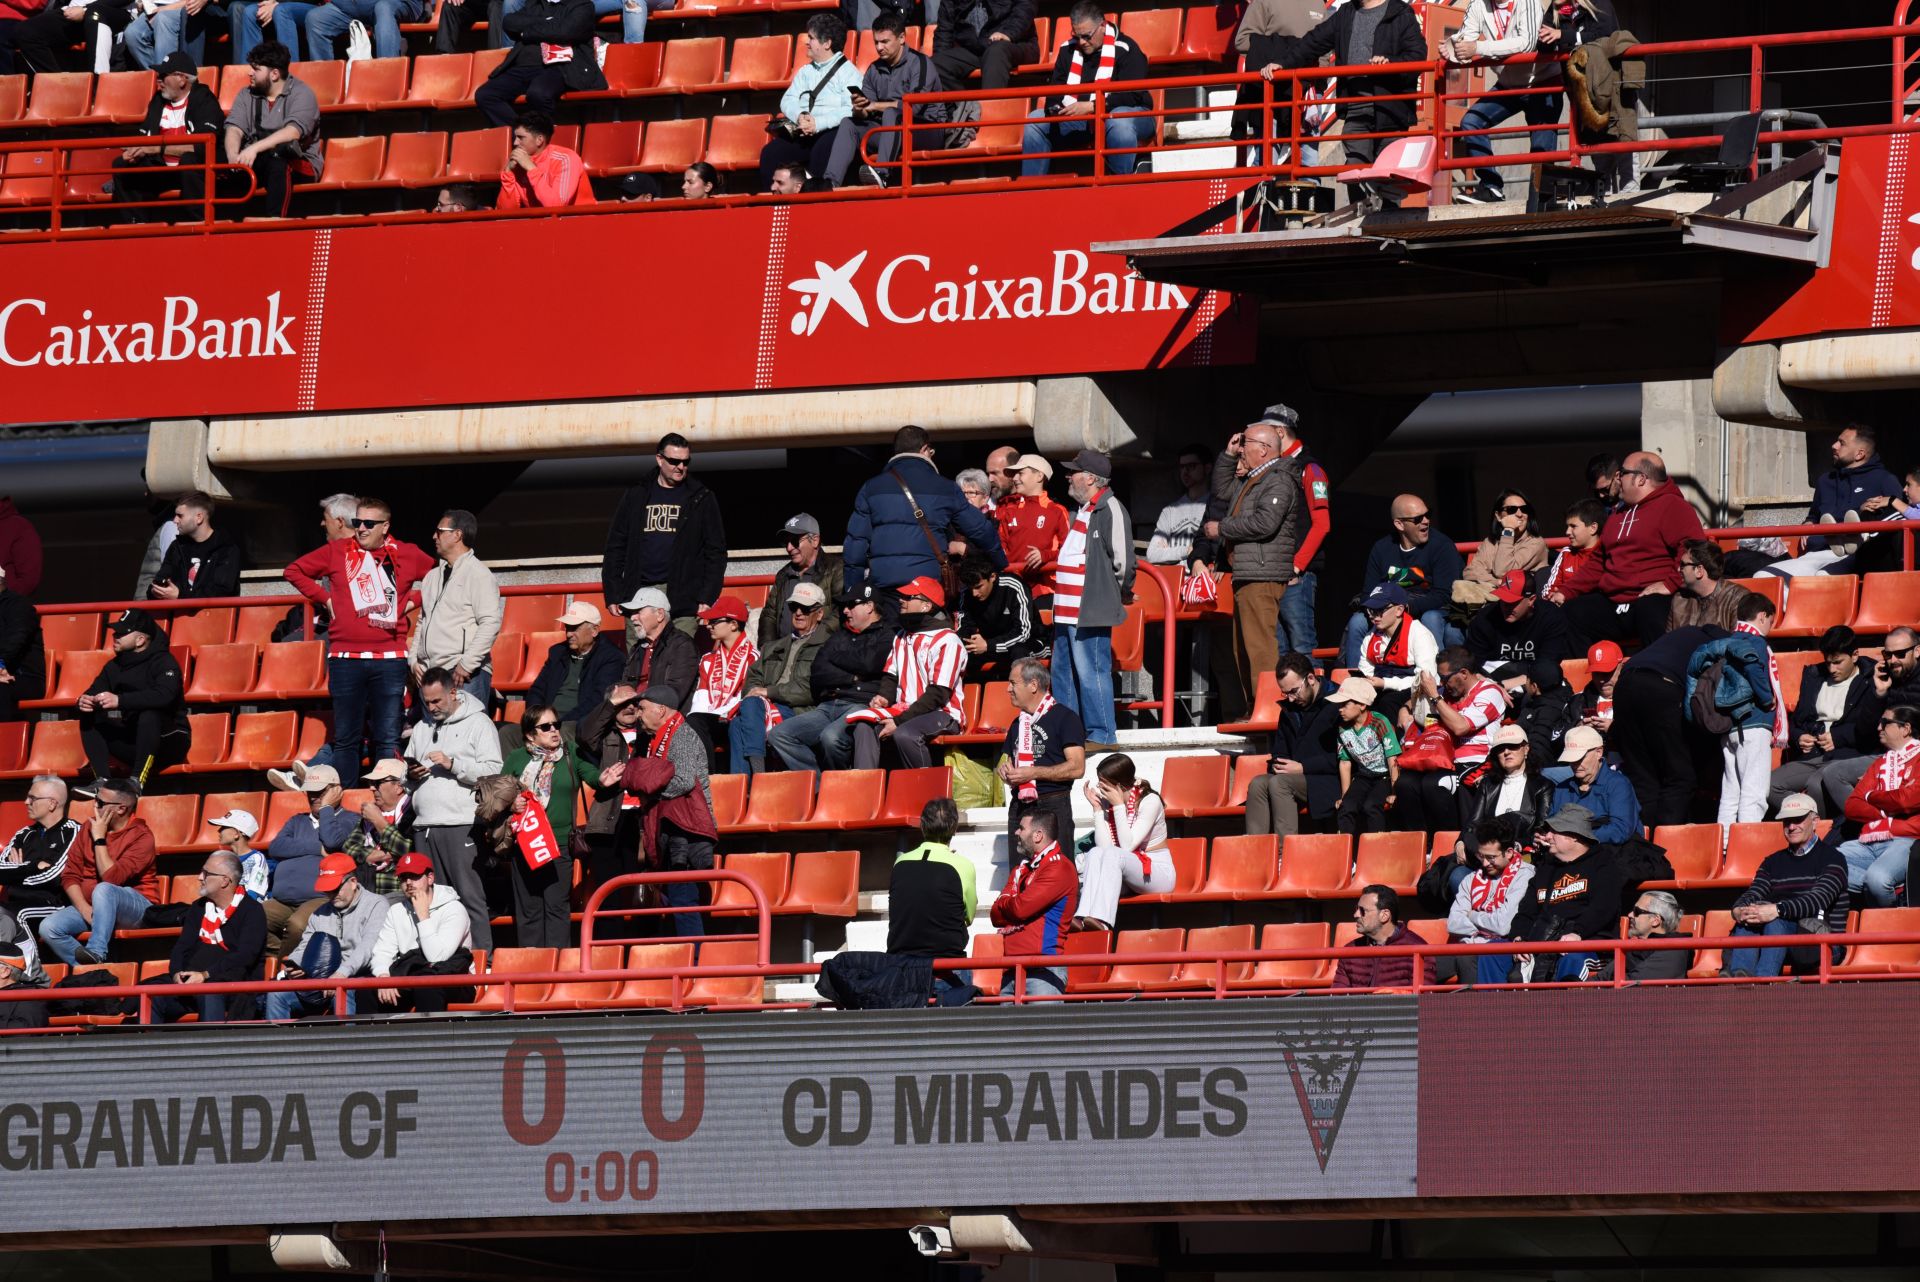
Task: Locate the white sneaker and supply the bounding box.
[266,765,305,793]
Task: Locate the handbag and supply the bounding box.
[1396,723,1456,773]
[1180,563,1219,607]
[767,54,849,139]
[887,466,962,604]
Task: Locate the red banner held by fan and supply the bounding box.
[511,792,561,872]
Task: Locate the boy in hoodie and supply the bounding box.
[851,576,966,770]
[1561,451,1706,650]
[148,491,240,602]
[403,668,504,950]
[1512,803,1626,982]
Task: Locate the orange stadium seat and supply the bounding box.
[502,593,566,635]
[193,791,269,847]
[1772,575,1859,638]
[293,60,347,108]
[185,642,260,703]
[0,75,24,125]
[447,127,510,181]
[341,57,410,110]
[91,71,155,123]
[1276,833,1354,898]
[25,73,90,126]
[215,64,250,111]
[167,608,236,647]
[1775,650,1820,711]
[1653,823,1722,888]
[1230,922,1335,990]
[780,849,859,917]
[681,940,764,1006]
[1123,836,1205,905]
[1159,753,1228,817]
[259,641,328,698]
[707,773,747,828]
[712,851,791,915]
[1355,831,1425,894]
[636,117,706,172]
[1079,927,1184,992]
[233,603,289,648]
[706,113,772,170]
[1219,670,1281,735]
[309,136,387,190]
[588,42,664,97]
[1060,929,1114,992]
[522,945,627,1009]
[168,712,232,774]
[603,941,698,1008]
[453,947,557,1010]
[40,611,102,652]
[1225,754,1268,809]
[1834,907,1920,975]
[1163,923,1256,988]
[731,771,813,833]
[51,649,112,701]
[1732,576,1783,612]
[788,769,883,829]
[581,120,644,175]
[726,35,791,88]
[0,150,57,208]
[406,53,472,106]
[257,789,311,845]
[1853,572,1920,635]
[224,710,301,770]
[1714,822,1781,889]
[1176,2,1237,59]
[0,723,27,775]
[137,794,201,849]
[1121,7,1183,60]
[489,634,525,687]
[1689,910,1737,978]
[384,130,450,186]
[1191,834,1277,900]
[880,766,951,823]
[655,37,726,92]
[14,721,84,779]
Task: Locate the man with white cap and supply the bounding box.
[1548,724,1642,845]
[601,432,728,639]
[524,601,626,738]
[730,582,832,775]
[1327,675,1400,835]
[344,758,411,896]
[1053,448,1133,752]
[262,763,355,958]
[850,576,966,770]
[1724,792,1849,978]
[994,454,1068,610]
[619,586,697,710]
[762,514,843,649]
[268,853,393,1021]
[204,805,269,904]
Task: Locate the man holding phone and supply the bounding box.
[268,854,393,1021]
[826,13,948,187]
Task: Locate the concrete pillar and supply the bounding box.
[1642,378,1812,528]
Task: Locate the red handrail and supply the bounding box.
[580,870,773,968]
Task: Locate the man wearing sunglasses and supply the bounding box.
[1019,1,1153,178]
[1835,704,1920,907]
[729,583,831,775]
[601,433,727,642]
[1559,450,1706,651]
[1342,493,1463,670]
[760,513,842,650]
[1813,628,1920,815]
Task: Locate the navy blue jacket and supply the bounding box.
[1806,455,1902,550]
[1786,658,1875,756]
[1360,531,1464,619]
[525,633,625,723]
[843,455,1005,592]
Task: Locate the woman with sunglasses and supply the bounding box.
[1463,490,1548,589]
[503,703,598,946]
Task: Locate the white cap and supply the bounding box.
[205,810,260,838]
[557,602,602,627]
[621,587,671,613]
[1557,724,1605,763]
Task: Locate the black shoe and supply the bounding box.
[72,947,105,966]
[1455,185,1504,205]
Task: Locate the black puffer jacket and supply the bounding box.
[1455,764,1557,840]
[151,528,241,601]
[86,642,188,735]
[809,622,896,705]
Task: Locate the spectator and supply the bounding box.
[1354,584,1438,726]
[1561,450,1707,649]
[994,454,1068,608]
[409,508,504,713]
[231,0,312,64]
[1342,495,1464,668]
[1586,451,1624,512]
[1576,639,1622,732]
[602,433,727,640]
[1075,753,1172,931]
[1815,627,1920,814]
[1268,406,1330,659]
[0,564,44,720]
[1280,0,1426,206]
[304,0,422,58]
[343,758,410,896]
[889,798,977,1001]
[205,806,267,903]
[768,162,807,196]
[0,959,49,1029]
[472,0,607,127]
[984,446,1021,504]
[956,552,1043,678]
[262,763,354,958]
[1329,676,1400,835]
[1230,0,1322,168]
[1538,0,1627,191]
[1392,649,1509,834]
[843,425,1005,614]
[730,584,831,775]
[267,854,392,1021]
[1052,449,1133,750]
[1609,621,1726,826]
[0,497,38,597]
[496,110,593,209]
[1452,722,1554,860]
[0,775,78,959]
[503,704,592,947]
[761,513,844,649]
[998,653,1087,851]
[1769,627,1875,813]
[435,183,487,212]
[760,12,861,189]
[1020,2,1152,178]
[13,0,129,71]
[404,667,504,950]
[577,684,650,892]
[680,163,721,199]
[1593,889,1693,982]
[686,595,758,756]
[1333,885,1434,989]
[1246,653,1343,837]
[957,470,994,517]
[852,577,965,769]
[619,587,698,707]
[1208,414,1301,710]
[433,0,504,53]
[623,684,719,937]
[1465,568,1571,677]
[1145,444,1211,567]
[1838,704,1920,907]
[930,0,1034,96]
[123,0,221,71]
[1541,497,1606,604]
[991,806,1077,998]
[1512,804,1625,982]
[1549,724,1641,844]
[369,853,475,1014]
[1686,592,1783,824]
[768,585,893,772]
[1725,792,1849,977]
[221,42,323,217]
[110,53,225,224]
[40,778,158,966]
[1443,818,1535,986]
[148,490,241,601]
[1759,424,1903,579]
[827,12,947,187]
[525,602,625,737]
[1461,489,1549,594]
[77,608,189,789]
[1665,539,1745,633]
[1506,658,1581,763]
[145,852,267,1025]
[280,496,434,785]
[1444,0,1549,204]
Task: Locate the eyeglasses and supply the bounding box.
[1629,906,1659,918]
[1619,467,1651,480]
[531,721,561,732]
[658,454,692,468]
[1072,26,1100,40]
[351,518,388,529]
[198,871,232,882]
[1396,512,1432,524]
[25,794,56,806]
[1678,560,1701,570]
[1498,504,1531,516]
[433,527,458,537]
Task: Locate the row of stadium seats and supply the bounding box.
[0,711,321,781]
[709,765,951,833]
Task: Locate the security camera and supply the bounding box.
[908,1224,956,1259]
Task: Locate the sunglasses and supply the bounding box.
[351,518,387,529]
[1887,645,1917,660]
[1498,504,1531,516]
[788,603,817,614]
[658,454,692,467]
[1397,512,1432,524]
[531,721,561,732]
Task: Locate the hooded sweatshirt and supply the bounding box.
[150,527,241,600]
[370,883,473,975]
[287,885,395,978]
[1806,453,1903,549]
[1594,482,1705,601]
[403,689,505,825]
[1512,843,1626,942]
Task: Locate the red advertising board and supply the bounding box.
[0,180,1255,424]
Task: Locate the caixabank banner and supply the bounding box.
[0,1000,1414,1231]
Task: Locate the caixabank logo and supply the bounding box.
[0,293,299,367]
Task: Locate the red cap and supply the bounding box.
[395,852,432,877]
[1492,568,1534,604]
[1586,640,1624,673]
[698,594,751,624]
[312,853,358,893]
[897,575,946,607]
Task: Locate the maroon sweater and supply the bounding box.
[1332,924,1435,990]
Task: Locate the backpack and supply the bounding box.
[49,968,121,1016]
[1689,656,1735,734]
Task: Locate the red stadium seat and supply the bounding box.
[636,118,706,172]
[1654,823,1723,888]
[1176,3,1239,60]
[604,942,698,1008]
[712,851,791,915]
[1834,907,1920,975]
[522,945,626,1009]
[1689,909,1737,978]
[788,769,883,829]
[1354,831,1425,894]
[185,642,260,703]
[1191,834,1277,900]
[1775,650,1820,712]
[1163,923,1256,988]
[1772,575,1859,638]
[1159,754,1228,817]
[0,75,24,125]
[383,130,450,186]
[587,42,663,96]
[309,136,387,190]
[1120,7,1183,60]
[726,35,792,88]
[1853,572,1920,636]
[226,710,300,770]
[1732,575,1783,612]
[1219,670,1281,735]
[452,947,556,1010]
[166,608,236,648]
[705,113,772,170]
[488,634,525,690]
[1225,753,1268,809]
[1230,922,1335,990]
[0,150,56,206]
[25,73,91,126]
[780,849,859,917]
[581,120,644,175]
[50,649,112,702]
[447,127,510,181]
[216,64,250,112]
[880,766,951,823]
[732,771,814,832]
[1122,836,1205,904]
[39,611,101,653]
[10,721,83,779]
[501,593,567,636]
[655,36,726,91]
[1060,930,1114,992]
[194,791,269,848]
[707,772,747,828]
[341,57,410,110]
[1078,927,1184,992]
[406,53,472,106]
[291,60,347,108]
[259,641,327,698]
[1714,822,1779,889]
[681,940,764,1006]
[91,71,155,123]
[257,790,311,845]
[136,794,201,849]
[1275,833,1354,898]
[168,712,232,775]
[233,603,289,648]
[0,722,27,774]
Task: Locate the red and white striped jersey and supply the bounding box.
[886,625,968,725]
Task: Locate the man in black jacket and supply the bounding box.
[768,585,895,773]
[145,851,267,1025]
[601,433,727,640]
[955,552,1042,678]
[1245,652,1342,836]
[110,52,226,224]
[1465,568,1571,678]
[1512,804,1627,982]
[149,490,241,603]
[931,0,1035,94]
[618,589,697,709]
[1610,623,1726,827]
[78,609,190,790]
[1767,626,1874,813]
[474,0,609,128]
[1020,1,1153,177]
[1281,0,1426,205]
[524,601,626,734]
[0,564,44,721]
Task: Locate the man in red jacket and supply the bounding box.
[993,455,1068,608]
[991,806,1077,998]
[496,110,594,209]
[1561,451,1706,650]
[1332,884,1435,990]
[38,778,160,966]
[277,497,434,789]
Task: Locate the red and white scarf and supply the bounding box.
[691,637,757,720]
[343,541,400,628]
[1013,694,1055,801]
[1862,739,1920,842]
[617,726,643,810]
[1100,783,1155,878]
[1061,24,1118,106]
[1052,489,1106,626]
[1735,620,1788,747]
[648,712,686,759]
[1466,854,1525,917]
[198,897,236,949]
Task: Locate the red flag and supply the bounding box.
[511,791,562,872]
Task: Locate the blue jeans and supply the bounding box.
[39,883,154,964]
[304,0,424,60]
[265,986,360,1021]
[1275,569,1317,659]
[727,697,793,770]
[1000,966,1066,998]
[766,698,861,773]
[1446,862,1472,899]
[1726,917,1796,978]
[1341,608,1461,668]
[125,2,226,69]
[1051,625,1115,744]
[1021,109,1151,177]
[231,0,316,61]
[1475,951,1514,986]
[1839,837,1915,907]
[1456,91,1565,193]
[314,657,408,773]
